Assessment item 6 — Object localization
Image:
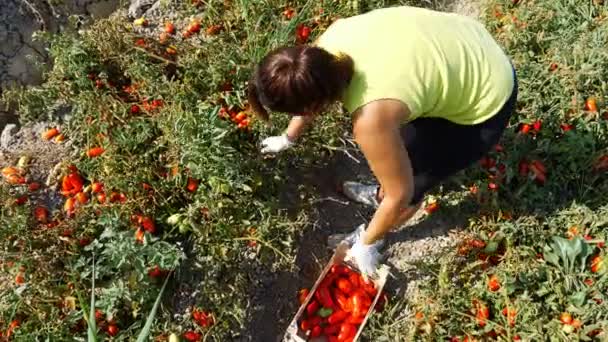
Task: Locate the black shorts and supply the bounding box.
[402,68,518,205]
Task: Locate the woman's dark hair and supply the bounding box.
[247,45,354,121]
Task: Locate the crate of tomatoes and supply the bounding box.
[283,243,390,342]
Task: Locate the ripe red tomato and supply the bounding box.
[298,288,310,304]
[335,292,352,312]
[336,278,353,295]
[348,273,360,288]
[140,216,156,233]
[106,324,119,336]
[164,22,175,34]
[75,192,89,204]
[306,300,319,316]
[188,21,202,34]
[310,325,322,337]
[42,127,60,140]
[91,182,104,193]
[183,331,202,341]
[584,97,598,112]
[34,206,49,223]
[86,147,105,158]
[296,24,311,42]
[337,323,357,340]
[130,104,141,114]
[328,310,348,325]
[487,274,501,292]
[187,177,199,192]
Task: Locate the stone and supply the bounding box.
[1,123,19,148]
[128,0,159,18]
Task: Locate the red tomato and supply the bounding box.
[487,274,501,292]
[519,123,531,134]
[64,197,76,215]
[188,21,201,33]
[86,147,105,158]
[351,291,370,317]
[28,182,41,191]
[34,206,49,223]
[336,278,353,295]
[164,22,175,34]
[106,324,119,336]
[311,325,322,337]
[324,324,341,335]
[331,264,350,275]
[298,288,310,304]
[183,331,202,342]
[306,300,319,316]
[296,24,311,42]
[532,120,542,132]
[348,273,360,288]
[300,319,311,332]
[346,314,364,325]
[140,216,156,233]
[584,97,598,112]
[187,177,200,192]
[97,192,106,203]
[475,301,490,327]
[67,172,84,190]
[328,310,348,325]
[135,228,145,243]
[360,279,377,297]
[42,127,60,140]
[319,287,336,309]
[337,323,357,340]
[91,182,103,193]
[308,316,322,327]
[335,292,352,312]
[75,191,89,204]
[560,312,572,324]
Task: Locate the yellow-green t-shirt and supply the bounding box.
[315,6,514,125]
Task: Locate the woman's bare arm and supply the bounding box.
[352,100,414,245]
[285,115,315,142]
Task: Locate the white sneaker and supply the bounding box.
[342,181,380,208]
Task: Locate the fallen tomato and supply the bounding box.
[164,22,175,34]
[296,24,311,43]
[487,274,501,292]
[86,147,105,158]
[298,288,309,304]
[183,331,201,342]
[34,206,49,223]
[584,97,598,112]
[591,255,604,273]
[42,127,60,140]
[187,177,199,192]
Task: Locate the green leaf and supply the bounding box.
[136,273,171,342]
[88,254,97,342]
[317,307,333,318]
[568,291,586,307]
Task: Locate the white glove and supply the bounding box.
[346,231,382,278]
[260,134,294,154]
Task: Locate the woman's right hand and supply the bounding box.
[260,134,294,154]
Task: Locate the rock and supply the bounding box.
[1,123,19,148]
[128,0,159,18]
[0,0,121,90]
